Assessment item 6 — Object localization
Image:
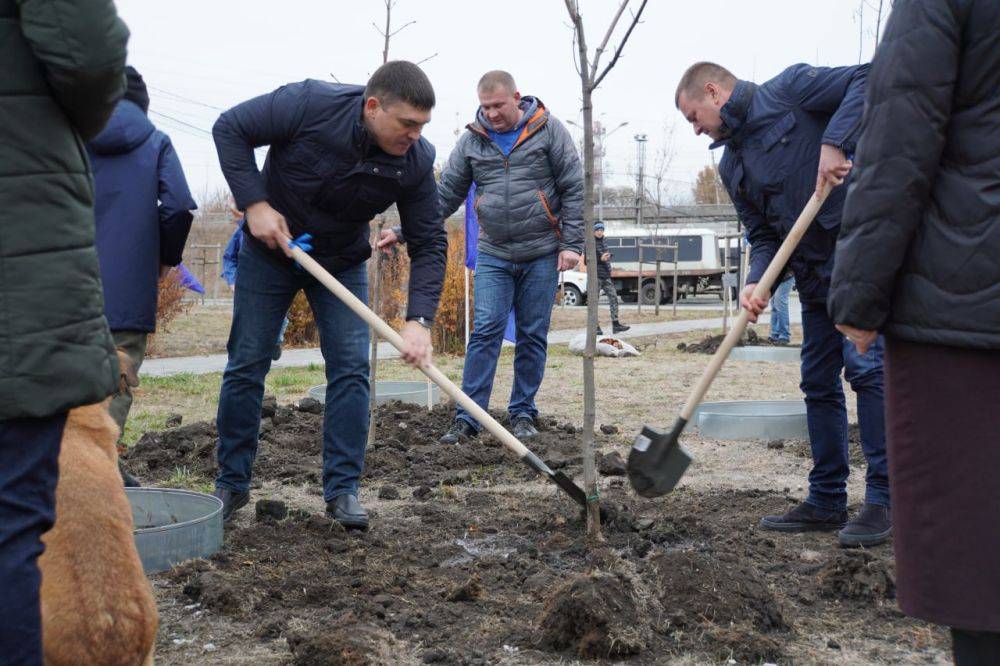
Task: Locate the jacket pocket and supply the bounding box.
[762,111,797,152]
[536,190,563,240]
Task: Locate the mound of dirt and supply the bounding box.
[537,572,649,659]
[287,613,408,666]
[818,550,896,601]
[123,400,611,491]
[678,327,800,354]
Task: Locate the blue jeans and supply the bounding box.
[769,276,794,342]
[457,251,559,429]
[0,413,66,666]
[800,302,888,511]
[216,241,369,502]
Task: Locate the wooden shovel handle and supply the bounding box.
[288,246,532,460]
[678,183,831,421]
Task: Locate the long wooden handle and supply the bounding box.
[678,184,831,421]
[289,246,532,460]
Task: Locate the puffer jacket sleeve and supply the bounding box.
[829,0,962,330]
[437,135,476,220]
[547,118,584,254]
[781,63,869,154]
[15,0,129,140]
[157,136,197,266]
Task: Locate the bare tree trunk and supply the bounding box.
[367,217,386,450]
[564,0,648,542]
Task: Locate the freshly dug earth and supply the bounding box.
[678,327,800,355]
[137,402,947,664]
[123,401,598,490]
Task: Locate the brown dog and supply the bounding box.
[38,351,157,665]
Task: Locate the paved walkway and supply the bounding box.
[141,305,802,378]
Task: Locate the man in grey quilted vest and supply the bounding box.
[438,71,584,443]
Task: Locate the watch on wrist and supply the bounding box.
[407,316,433,330]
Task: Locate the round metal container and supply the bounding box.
[729,345,802,363]
[695,400,808,440]
[309,380,440,408]
[127,488,223,574]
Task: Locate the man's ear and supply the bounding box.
[364,96,381,117]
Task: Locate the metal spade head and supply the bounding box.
[552,471,589,508]
[627,418,693,498]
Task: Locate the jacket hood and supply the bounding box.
[88,100,156,156]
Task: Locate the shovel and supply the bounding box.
[287,238,588,508]
[627,184,832,498]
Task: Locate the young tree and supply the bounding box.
[564,0,649,540]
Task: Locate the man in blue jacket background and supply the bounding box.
[211,61,447,528]
[676,61,890,547]
[89,66,197,458]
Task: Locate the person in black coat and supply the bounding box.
[210,61,447,529]
[829,1,1000,661]
[593,223,628,335]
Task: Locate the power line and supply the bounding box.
[150,110,212,135]
[147,85,226,111]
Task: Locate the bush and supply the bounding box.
[281,222,472,356]
[146,268,193,355]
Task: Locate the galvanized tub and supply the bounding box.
[729,345,802,363]
[309,380,440,409]
[127,488,223,574]
[694,400,808,440]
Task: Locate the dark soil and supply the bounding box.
[678,327,801,355]
[123,400,600,491]
[140,402,946,664]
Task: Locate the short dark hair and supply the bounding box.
[365,60,436,110]
[477,70,517,95]
[675,62,737,108]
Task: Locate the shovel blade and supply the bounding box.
[627,419,692,498]
[551,471,588,508]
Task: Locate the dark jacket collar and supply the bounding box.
[710,80,757,150]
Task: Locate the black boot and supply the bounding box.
[838,503,892,547]
[213,488,250,522]
[612,320,630,334]
[439,419,477,444]
[760,501,847,532]
[595,326,604,336]
[326,493,369,530]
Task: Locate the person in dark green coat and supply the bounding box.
[0,0,128,661]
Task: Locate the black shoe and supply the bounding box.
[768,337,790,346]
[511,416,539,440]
[595,326,604,336]
[838,503,892,547]
[326,494,369,530]
[213,488,250,522]
[119,459,141,488]
[612,321,630,334]
[439,420,477,445]
[272,344,283,361]
[760,501,847,533]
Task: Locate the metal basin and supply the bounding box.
[729,345,802,363]
[127,488,223,574]
[695,400,808,440]
[309,380,440,409]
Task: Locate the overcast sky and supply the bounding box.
[115,0,890,206]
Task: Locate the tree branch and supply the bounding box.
[415,52,438,65]
[589,0,630,82]
[591,0,648,90]
[389,19,416,38]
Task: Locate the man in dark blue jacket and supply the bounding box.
[676,61,890,547]
[211,61,447,528]
[89,66,196,447]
